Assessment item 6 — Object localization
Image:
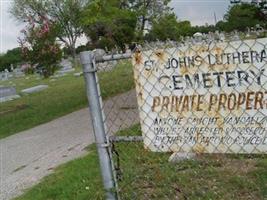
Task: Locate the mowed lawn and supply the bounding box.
[0,61,134,139]
[15,125,267,200]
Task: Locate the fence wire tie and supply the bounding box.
[100,143,110,148]
[111,142,123,182]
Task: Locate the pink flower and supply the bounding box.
[20,29,26,33]
[21,63,31,71]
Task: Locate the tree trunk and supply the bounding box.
[70,44,77,67]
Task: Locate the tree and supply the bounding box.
[146,13,193,41]
[146,13,179,41]
[217,3,266,32]
[11,0,86,60]
[19,15,62,77]
[80,0,137,50]
[126,0,172,37]
[0,48,23,72]
[191,25,216,34]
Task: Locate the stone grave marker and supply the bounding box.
[0,86,20,103]
[58,58,75,75]
[21,85,48,94]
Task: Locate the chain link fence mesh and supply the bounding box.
[95,29,267,199]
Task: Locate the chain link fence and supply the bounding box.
[81,29,267,200]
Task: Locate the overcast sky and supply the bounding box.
[0,0,231,53]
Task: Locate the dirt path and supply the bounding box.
[0,90,138,200]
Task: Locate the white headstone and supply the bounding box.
[21,85,48,94]
[0,86,20,103]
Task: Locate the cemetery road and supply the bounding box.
[0,90,138,200]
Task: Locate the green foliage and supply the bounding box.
[216,3,266,32]
[49,0,85,58]
[146,13,218,42]
[146,14,193,41]
[20,19,62,77]
[0,48,23,72]
[146,14,180,41]
[80,0,137,50]
[127,0,172,36]
[147,3,266,41]
[192,25,217,34]
[75,45,91,54]
[11,0,86,59]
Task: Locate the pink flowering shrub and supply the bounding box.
[18,15,62,77]
[20,63,35,74]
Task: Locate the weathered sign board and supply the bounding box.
[133,38,267,153]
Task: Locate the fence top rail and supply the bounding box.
[95,52,132,63]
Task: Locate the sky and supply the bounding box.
[170,0,230,25]
[0,0,231,53]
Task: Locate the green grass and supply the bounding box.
[0,61,134,139]
[15,146,105,200]
[15,125,267,200]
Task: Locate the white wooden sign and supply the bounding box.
[133,38,267,153]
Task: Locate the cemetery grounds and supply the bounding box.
[1,60,266,199]
[0,61,133,139]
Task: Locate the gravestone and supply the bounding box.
[193,32,203,43]
[58,68,75,74]
[10,64,14,72]
[0,69,10,81]
[0,72,5,81]
[0,86,20,103]
[94,49,106,58]
[74,72,83,77]
[13,67,25,78]
[21,85,48,94]
[58,58,75,75]
[60,58,73,69]
[52,73,66,78]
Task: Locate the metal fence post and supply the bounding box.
[80,51,117,200]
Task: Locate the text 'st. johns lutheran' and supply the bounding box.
[133,38,267,153]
